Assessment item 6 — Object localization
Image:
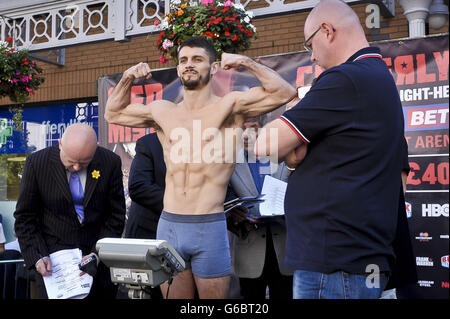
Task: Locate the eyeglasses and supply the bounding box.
[303,26,322,53]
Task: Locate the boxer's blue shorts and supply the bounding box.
[157,211,231,278]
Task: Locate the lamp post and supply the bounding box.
[428,0,449,30]
[399,0,433,37]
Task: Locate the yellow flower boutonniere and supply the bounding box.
[91,170,100,179]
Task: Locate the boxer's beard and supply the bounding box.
[181,69,211,90]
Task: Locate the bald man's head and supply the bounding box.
[304,0,369,69]
[59,123,98,172]
[306,0,362,32]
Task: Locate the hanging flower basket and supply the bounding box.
[156,0,257,63]
[0,37,45,103]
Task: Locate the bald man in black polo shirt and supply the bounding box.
[256,0,413,299]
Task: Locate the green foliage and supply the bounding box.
[0,38,45,103]
[156,0,257,63]
[0,154,27,201]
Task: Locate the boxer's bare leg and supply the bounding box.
[160,269,196,299]
[194,275,230,299]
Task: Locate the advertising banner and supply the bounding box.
[97,35,448,299]
[382,35,448,299]
[0,102,98,202]
[0,102,98,154]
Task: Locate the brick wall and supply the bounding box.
[0,3,448,106]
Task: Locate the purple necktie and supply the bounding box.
[69,172,84,223]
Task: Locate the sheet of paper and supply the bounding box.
[259,175,287,217]
[43,248,93,299]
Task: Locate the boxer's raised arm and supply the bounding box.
[221,53,296,117]
[105,62,160,128]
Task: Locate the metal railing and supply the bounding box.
[0,0,368,52]
[0,258,31,299]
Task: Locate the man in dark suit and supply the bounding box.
[126,132,165,241]
[124,132,165,299]
[14,123,126,299]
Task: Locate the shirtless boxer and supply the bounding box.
[105,37,296,298]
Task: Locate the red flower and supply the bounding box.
[231,35,238,41]
[5,37,13,42]
[24,61,29,65]
[205,31,215,38]
[157,31,165,44]
[159,56,167,63]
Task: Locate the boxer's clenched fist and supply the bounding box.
[220,52,251,70]
[123,62,152,80]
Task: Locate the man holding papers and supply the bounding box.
[14,123,126,299]
[227,116,293,299]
